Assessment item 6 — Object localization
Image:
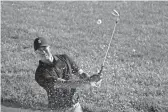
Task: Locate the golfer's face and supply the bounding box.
[36,46,51,60]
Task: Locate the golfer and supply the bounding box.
[34,37,102,112]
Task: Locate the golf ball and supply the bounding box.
[97,19,102,24]
[132,49,136,52]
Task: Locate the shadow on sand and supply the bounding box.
[1,98,94,112]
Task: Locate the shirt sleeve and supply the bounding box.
[62,54,79,74]
[35,67,56,88]
[63,54,89,79]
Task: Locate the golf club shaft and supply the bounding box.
[103,22,117,66]
[98,19,119,74]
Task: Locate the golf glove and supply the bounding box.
[79,73,89,79]
[89,74,102,87]
[89,74,102,82]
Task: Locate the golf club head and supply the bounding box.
[112,9,120,23]
[112,9,120,17]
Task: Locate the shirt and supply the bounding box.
[35,54,81,109]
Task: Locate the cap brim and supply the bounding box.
[40,44,49,47]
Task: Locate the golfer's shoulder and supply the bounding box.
[55,53,69,58]
[35,64,44,81]
[35,61,46,74]
[54,54,73,62]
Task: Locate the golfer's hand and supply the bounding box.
[79,73,89,79]
[57,78,66,82]
[54,78,66,88]
[89,74,102,87]
[89,74,102,82]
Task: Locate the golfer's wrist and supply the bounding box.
[79,69,84,74]
[78,69,90,79]
[83,77,91,84]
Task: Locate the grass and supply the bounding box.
[1,1,168,112]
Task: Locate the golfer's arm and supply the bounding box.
[54,79,90,88]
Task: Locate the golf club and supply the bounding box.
[98,9,120,75]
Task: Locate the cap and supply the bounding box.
[34,37,49,51]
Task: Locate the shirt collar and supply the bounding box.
[39,56,57,67]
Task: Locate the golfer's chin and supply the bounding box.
[46,56,54,62]
[40,56,50,61]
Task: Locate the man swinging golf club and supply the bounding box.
[34,37,102,112]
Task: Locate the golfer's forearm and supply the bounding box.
[55,79,90,88]
[66,79,90,88]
